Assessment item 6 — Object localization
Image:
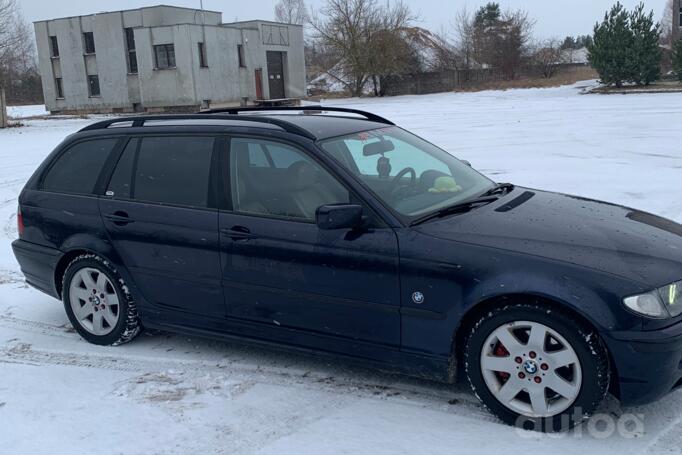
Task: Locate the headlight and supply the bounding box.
[624,280,682,318]
[659,281,682,317]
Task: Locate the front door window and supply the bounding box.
[230,137,349,221]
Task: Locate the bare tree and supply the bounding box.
[497,9,535,79]
[660,0,674,46]
[428,28,459,71]
[309,0,416,96]
[533,38,566,78]
[469,3,535,79]
[452,6,475,69]
[0,0,42,104]
[274,0,309,25]
[0,0,28,60]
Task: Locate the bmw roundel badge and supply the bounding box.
[412,291,425,304]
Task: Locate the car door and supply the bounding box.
[218,136,401,349]
[100,135,224,317]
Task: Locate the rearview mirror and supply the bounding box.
[316,204,363,230]
[363,140,394,156]
[461,160,472,167]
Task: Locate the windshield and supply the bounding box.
[320,127,494,218]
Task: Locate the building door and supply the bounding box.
[255,69,263,100]
[266,51,285,99]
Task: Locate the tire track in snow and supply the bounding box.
[0,270,23,285]
[0,178,25,190]
[641,411,682,455]
[0,314,73,338]
[0,339,492,423]
[2,212,17,239]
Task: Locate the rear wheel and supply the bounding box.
[62,254,141,346]
[464,303,610,431]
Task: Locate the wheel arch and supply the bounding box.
[452,292,621,398]
[54,235,127,299]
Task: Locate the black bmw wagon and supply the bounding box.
[12,107,682,430]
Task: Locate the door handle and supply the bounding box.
[104,211,134,226]
[221,226,258,241]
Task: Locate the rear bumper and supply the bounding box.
[11,239,61,299]
[604,322,682,406]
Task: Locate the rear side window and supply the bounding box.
[42,138,118,195]
[108,136,215,208]
[107,138,138,199]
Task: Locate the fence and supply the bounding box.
[0,88,7,128]
[381,64,590,96]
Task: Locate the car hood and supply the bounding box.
[416,187,682,288]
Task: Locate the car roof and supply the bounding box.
[78,107,395,141]
[265,114,388,140]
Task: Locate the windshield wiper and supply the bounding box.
[481,182,515,197]
[409,196,500,227]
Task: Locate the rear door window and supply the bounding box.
[107,136,216,208]
[42,138,119,195]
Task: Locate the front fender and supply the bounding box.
[461,268,640,333]
[398,231,645,360]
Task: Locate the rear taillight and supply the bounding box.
[17,206,24,238]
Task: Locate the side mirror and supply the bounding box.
[461,160,472,167]
[316,204,363,230]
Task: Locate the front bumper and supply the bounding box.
[604,321,682,406]
[11,239,61,299]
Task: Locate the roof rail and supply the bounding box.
[200,106,395,126]
[78,114,316,139]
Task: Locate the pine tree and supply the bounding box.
[588,2,635,87]
[629,3,661,85]
[673,39,682,81]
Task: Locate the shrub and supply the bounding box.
[588,2,634,87]
[588,2,661,87]
[629,3,661,86]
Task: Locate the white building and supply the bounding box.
[34,5,306,114]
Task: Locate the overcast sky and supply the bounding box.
[18,0,670,39]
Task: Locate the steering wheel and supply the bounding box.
[390,167,417,200]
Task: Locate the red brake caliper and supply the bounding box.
[494,343,511,381]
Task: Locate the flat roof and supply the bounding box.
[225,19,304,28]
[33,4,223,24]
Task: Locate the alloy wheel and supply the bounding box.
[68,267,120,336]
[479,320,582,418]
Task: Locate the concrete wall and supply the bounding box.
[231,21,306,99]
[34,6,305,113]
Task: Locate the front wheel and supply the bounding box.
[464,303,610,432]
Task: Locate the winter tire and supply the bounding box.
[62,254,141,346]
[464,302,610,432]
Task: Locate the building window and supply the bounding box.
[125,28,138,74]
[198,42,208,67]
[262,24,289,46]
[83,32,96,54]
[50,36,59,58]
[55,78,64,98]
[154,44,176,69]
[237,44,246,68]
[679,7,682,26]
[88,75,101,97]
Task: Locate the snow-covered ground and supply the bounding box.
[6,104,50,119]
[2,82,682,454]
